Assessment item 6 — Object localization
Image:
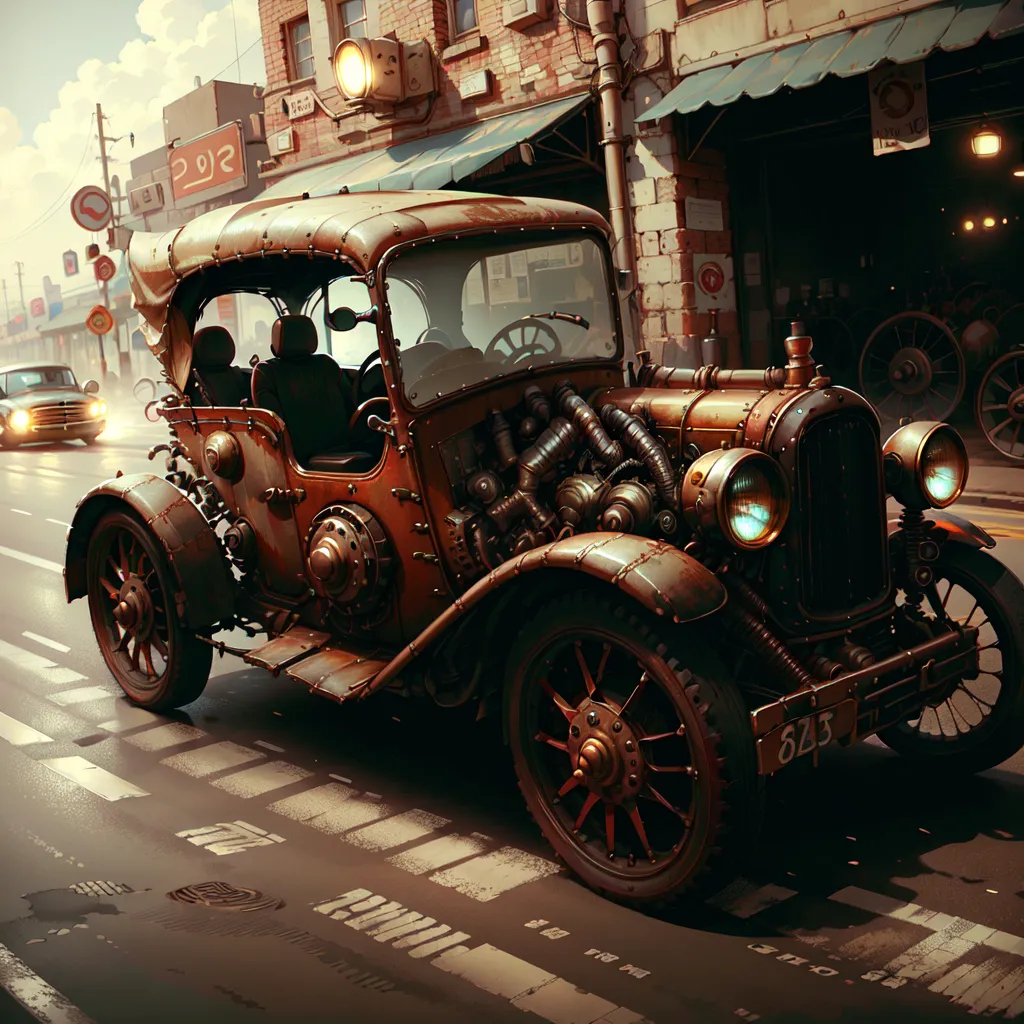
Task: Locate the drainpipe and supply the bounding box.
[587,0,642,363]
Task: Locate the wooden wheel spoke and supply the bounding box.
[535,731,568,753]
[605,803,615,857]
[98,576,120,598]
[647,763,693,774]
[129,638,142,671]
[540,677,577,723]
[115,629,131,653]
[574,642,596,697]
[107,555,123,582]
[574,791,600,831]
[118,534,131,577]
[557,774,581,798]
[151,631,169,659]
[140,642,156,679]
[620,671,648,717]
[644,783,692,826]
[627,804,655,861]
[639,725,685,743]
[594,643,611,690]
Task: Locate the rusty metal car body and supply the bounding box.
[0,362,107,448]
[65,191,1024,907]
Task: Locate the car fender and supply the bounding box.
[353,532,728,701]
[64,472,235,630]
[888,509,995,550]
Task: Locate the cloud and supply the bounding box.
[0,0,265,315]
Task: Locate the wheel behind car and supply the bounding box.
[86,509,212,711]
[880,544,1024,775]
[505,590,762,908]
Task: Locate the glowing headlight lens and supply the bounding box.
[89,401,101,417]
[100,401,107,414]
[9,409,29,432]
[334,39,371,99]
[920,429,967,506]
[724,463,781,546]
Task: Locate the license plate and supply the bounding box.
[756,700,858,775]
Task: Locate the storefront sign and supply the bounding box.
[684,197,724,232]
[869,61,930,157]
[285,90,317,120]
[129,181,165,214]
[694,254,736,313]
[170,122,247,202]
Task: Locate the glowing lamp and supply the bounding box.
[1014,143,1024,178]
[333,38,373,100]
[963,219,975,231]
[983,216,996,229]
[971,123,1002,158]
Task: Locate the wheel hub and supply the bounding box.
[1008,387,1024,421]
[889,347,934,395]
[567,700,643,803]
[113,577,154,641]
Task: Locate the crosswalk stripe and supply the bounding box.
[211,760,312,797]
[387,833,491,875]
[706,878,798,919]
[268,783,390,834]
[21,631,70,654]
[98,707,161,732]
[429,846,561,902]
[39,756,149,801]
[0,639,87,685]
[46,686,118,706]
[124,722,206,751]
[160,741,265,778]
[0,711,53,746]
[342,809,450,852]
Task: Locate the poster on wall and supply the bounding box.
[869,61,930,156]
[694,254,736,313]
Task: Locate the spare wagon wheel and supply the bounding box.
[858,311,965,425]
[976,349,1024,461]
[485,317,562,365]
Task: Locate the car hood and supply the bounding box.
[0,388,89,410]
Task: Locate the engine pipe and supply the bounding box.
[637,363,787,391]
[523,385,552,424]
[599,405,677,510]
[555,381,624,467]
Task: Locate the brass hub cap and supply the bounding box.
[113,577,154,641]
[1008,386,1024,421]
[567,700,644,804]
[889,347,934,395]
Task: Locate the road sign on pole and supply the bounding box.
[70,185,113,231]
[86,305,115,336]
[94,255,117,282]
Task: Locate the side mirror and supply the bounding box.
[327,307,359,332]
[83,379,100,395]
[616,269,634,294]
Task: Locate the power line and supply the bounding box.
[212,36,261,82]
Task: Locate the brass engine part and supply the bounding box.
[223,518,257,569]
[556,474,609,528]
[467,469,504,506]
[523,384,552,424]
[489,410,519,470]
[600,481,654,534]
[555,380,624,467]
[598,404,677,509]
[307,504,392,611]
[204,430,244,481]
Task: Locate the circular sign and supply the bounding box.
[878,79,915,120]
[70,186,112,231]
[86,305,115,336]
[94,255,117,282]
[698,261,725,296]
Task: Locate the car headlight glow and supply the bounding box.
[99,400,107,414]
[883,422,968,510]
[681,448,790,551]
[9,409,30,432]
[89,401,101,417]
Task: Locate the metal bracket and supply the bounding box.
[392,488,422,504]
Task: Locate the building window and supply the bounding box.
[288,17,315,80]
[338,0,367,38]
[450,0,478,36]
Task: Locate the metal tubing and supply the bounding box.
[555,381,623,466]
[599,404,676,509]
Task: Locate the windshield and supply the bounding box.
[1,367,77,395]
[386,233,619,407]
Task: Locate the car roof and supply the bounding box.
[0,362,73,375]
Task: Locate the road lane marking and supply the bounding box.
[387,833,491,875]
[123,722,206,751]
[253,740,285,753]
[9,508,31,516]
[0,939,96,1024]
[98,707,160,732]
[46,519,72,529]
[21,632,71,654]
[39,756,149,801]
[175,820,285,855]
[706,878,799,919]
[0,640,87,685]
[160,741,265,778]
[342,809,450,852]
[428,846,561,902]
[268,783,391,834]
[0,546,62,574]
[210,760,312,797]
[0,712,53,746]
[47,686,118,706]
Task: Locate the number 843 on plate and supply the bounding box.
[756,700,858,774]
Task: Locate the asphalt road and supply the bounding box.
[0,409,1022,1024]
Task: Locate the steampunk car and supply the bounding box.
[65,191,1024,907]
[0,362,107,448]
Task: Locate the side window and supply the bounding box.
[304,277,377,366]
[194,293,281,367]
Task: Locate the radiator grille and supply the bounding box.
[30,400,92,428]
[798,412,888,615]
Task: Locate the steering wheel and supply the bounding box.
[484,317,562,365]
[348,396,391,434]
[416,327,454,348]
[352,348,383,408]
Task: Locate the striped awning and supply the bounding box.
[638,0,1024,122]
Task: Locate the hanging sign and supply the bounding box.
[63,250,80,276]
[70,185,113,231]
[86,305,115,336]
[169,121,247,203]
[30,297,45,318]
[694,254,736,313]
[869,61,930,157]
[94,255,117,282]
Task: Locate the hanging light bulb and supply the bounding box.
[971,122,1002,158]
[983,215,997,229]
[963,219,975,231]
[1013,142,1024,178]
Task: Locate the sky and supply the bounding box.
[0,0,266,318]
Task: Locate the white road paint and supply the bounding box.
[0,546,63,574]
[434,942,556,998]
[429,846,561,902]
[342,809,450,852]
[253,740,285,753]
[39,756,149,802]
[160,741,265,778]
[0,640,87,685]
[175,820,286,856]
[98,707,160,733]
[9,508,31,516]
[0,712,53,747]
[211,760,312,797]
[0,940,96,1023]
[706,878,798,919]
[387,833,492,875]
[268,783,390,834]
[21,632,71,654]
[46,686,117,707]
[46,519,73,529]
[123,722,206,751]
[882,918,978,981]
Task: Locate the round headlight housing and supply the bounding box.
[89,401,101,417]
[681,448,790,550]
[9,409,30,432]
[333,38,372,100]
[883,422,968,510]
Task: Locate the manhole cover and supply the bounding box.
[166,882,283,913]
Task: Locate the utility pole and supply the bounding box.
[14,261,26,317]
[1,279,9,326]
[95,102,113,379]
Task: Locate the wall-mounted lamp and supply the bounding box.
[332,38,436,106]
[971,122,1002,158]
[1013,142,1024,178]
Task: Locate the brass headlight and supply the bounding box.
[333,38,372,100]
[681,448,790,550]
[89,401,101,417]
[883,422,968,510]
[9,409,30,432]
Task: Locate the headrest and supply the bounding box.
[271,315,318,359]
[192,326,235,368]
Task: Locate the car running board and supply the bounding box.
[241,626,388,703]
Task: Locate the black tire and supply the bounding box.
[879,544,1024,775]
[86,509,212,711]
[505,590,762,909]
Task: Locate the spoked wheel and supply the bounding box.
[86,510,212,710]
[858,311,965,424]
[976,349,1024,460]
[506,592,761,908]
[484,317,562,366]
[879,544,1024,775]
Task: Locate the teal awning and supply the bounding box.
[263,93,591,200]
[638,0,1024,122]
